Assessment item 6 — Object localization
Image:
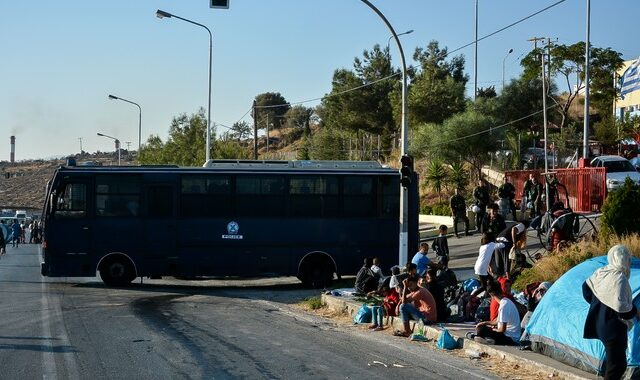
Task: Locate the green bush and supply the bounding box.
[601,178,640,236]
[430,203,450,216]
[420,204,433,215]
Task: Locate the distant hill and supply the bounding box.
[0,152,132,212]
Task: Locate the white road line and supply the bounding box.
[40,279,57,380]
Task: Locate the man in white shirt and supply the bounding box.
[467,281,521,345]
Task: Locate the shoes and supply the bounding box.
[465,332,476,340]
[368,324,378,330]
[373,326,384,331]
[474,336,495,345]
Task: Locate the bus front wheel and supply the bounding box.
[299,254,335,289]
[99,256,136,287]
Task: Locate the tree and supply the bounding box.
[425,160,448,203]
[254,92,290,131]
[521,42,623,129]
[229,121,252,141]
[139,108,250,166]
[403,41,468,126]
[310,127,348,160]
[448,161,469,190]
[601,178,640,236]
[412,110,499,179]
[476,86,497,99]
[492,77,548,133]
[321,44,397,155]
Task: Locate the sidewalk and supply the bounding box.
[321,293,597,380]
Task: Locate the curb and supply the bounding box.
[321,294,596,380]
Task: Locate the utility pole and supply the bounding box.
[266,113,270,153]
[474,0,479,101]
[583,0,591,159]
[529,36,551,210]
[78,137,83,153]
[253,100,258,160]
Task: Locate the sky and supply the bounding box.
[1,0,639,160]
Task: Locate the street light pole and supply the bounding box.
[156,9,213,163]
[583,0,591,159]
[502,48,513,91]
[97,132,121,166]
[359,0,410,266]
[108,94,142,155]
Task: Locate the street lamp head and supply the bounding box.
[108,94,118,100]
[156,9,172,19]
[405,29,414,35]
[508,48,514,54]
[97,133,104,137]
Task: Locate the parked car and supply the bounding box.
[521,147,556,169]
[590,155,640,191]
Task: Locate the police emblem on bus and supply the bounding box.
[222,221,243,239]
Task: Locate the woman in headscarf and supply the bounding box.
[583,244,639,379]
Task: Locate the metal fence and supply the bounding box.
[504,167,606,213]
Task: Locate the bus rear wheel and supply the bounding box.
[299,255,335,289]
[99,256,136,287]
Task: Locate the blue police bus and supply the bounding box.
[40,160,403,287]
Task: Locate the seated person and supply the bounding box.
[390,262,417,293]
[489,277,518,323]
[369,284,400,331]
[468,281,521,345]
[426,268,449,322]
[393,276,437,337]
[354,257,378,294]
[521,281,552,329]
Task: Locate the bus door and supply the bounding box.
[48,180,92,275]
[144,184,177,274]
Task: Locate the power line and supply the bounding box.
[227,0,566,124]
[423,103,561,149]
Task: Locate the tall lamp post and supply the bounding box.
[502,48,513,91]
[108,94,142,155]
[97,132,121,166]
[359,0,410,266]
[156,9,213,163]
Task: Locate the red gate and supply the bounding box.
[504,168,606,213]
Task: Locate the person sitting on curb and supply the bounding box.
[411,242,440,278]
[393,276,437,337]
[426,268,449,322]
[368,284,400,332]
[467,281,521,345]
[354,257,378,295]
[390,262,417,293]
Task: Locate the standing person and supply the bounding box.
[495,222,528,276]
[393,276,437,337]
[450,188,470,238]
[473,180,490,233]
[468,281,521,345]
[431,225,450,268]
[11,220,22,248]
[411,243,438,278]
[583,245,640,379]
[473,233,505,296]
[498,176,517,221]
[523,174,542,218]
[0,225,5,256]
[480,204,507,237]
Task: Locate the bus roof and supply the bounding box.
[56,160,397,175]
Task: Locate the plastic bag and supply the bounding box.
[436,326,458,350]
[353,304,372,324]
[462,278,480,293]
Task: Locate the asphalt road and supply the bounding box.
[0,243,497,380]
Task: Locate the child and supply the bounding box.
[370,257,384,284]
[369,285,400,331]
[431,225,450,268]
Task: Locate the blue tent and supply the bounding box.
[523,256,640,376]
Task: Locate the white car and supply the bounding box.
[590,155,640,191]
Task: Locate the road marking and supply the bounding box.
[40,280,57,380]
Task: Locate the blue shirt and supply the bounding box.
[411,251,430,277]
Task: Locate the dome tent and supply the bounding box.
[523,256,640,377]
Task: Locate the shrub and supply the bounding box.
[431,203,450,216]
[513,233,640,290]
[301,296,325,310]
[420,205,433,215]
[601,178,640,237]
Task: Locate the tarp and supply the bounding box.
[523,256,640,375]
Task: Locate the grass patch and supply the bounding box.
[301,296,325,310]
[513,233,640,290]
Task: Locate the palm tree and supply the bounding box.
[425,160,448,203]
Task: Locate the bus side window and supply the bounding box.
[54,183,87,218]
